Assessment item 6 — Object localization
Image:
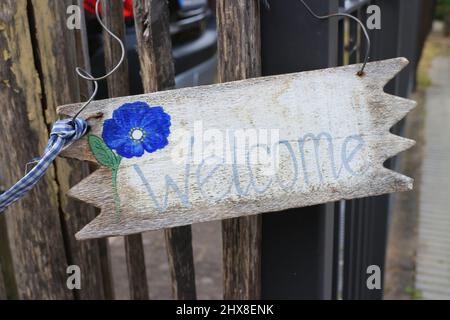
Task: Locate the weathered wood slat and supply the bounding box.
[72,0,93,101]
[102,0,149,300]
[74,0,115,299]
[0,263,6,300]
[29,0,107,299]
[165,226,197,299]
[132,0,196,300]
[216,0,262,300]
[0,214,17,299]
[102,0,130,96]
[222,216,261,299]
[96,239,114,299]
[133,0,175,92]
[73,0,115,300]
[0,0,72,299]
[73,0,94,101]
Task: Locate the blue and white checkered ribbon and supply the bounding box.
[0,118,88,213]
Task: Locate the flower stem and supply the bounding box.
[112,167,121,221]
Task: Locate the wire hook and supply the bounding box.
[72,0,126,121]
[298,0,371,76]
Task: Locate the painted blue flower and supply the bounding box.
[102,101,171,158]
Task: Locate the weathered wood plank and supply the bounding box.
[58,57,416,242]
[0,213,17,299]
[132,0,196,300]
[102,0,149,300]
[29,0,107,299]
[73,0,94,101]
[102,0,130,97]
[70,0,116,298]
[216,0,262,300]
[222,216,261,299]
[0,0,72,299]
[165,226,197,299]
[217,0,261,82]
[73,0,114,300]
[0,262,6,300]
[133,0,175,92]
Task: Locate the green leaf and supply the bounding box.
[88,135,119,169]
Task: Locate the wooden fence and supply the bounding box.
[0,0,435,300]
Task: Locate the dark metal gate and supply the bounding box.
[260,0,434,299]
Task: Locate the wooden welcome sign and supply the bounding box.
[58,58,415,240]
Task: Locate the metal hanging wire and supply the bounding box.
[72,0,126,121]
[298,0,371,76]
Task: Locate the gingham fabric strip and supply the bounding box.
[0,118,88,213]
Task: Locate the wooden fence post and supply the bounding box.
[0,215,17,299]
[72,0,115,300]
[0,263,6,300]
[28,0,109,299]
[0,0,72,299]
[74,0,94,101]
[133,0,197,300]
[216,0,262,299]
[102,0,150,300]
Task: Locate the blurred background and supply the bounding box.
[84,0,218,92]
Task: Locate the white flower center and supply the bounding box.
[129,128,145,141]
[132,129,143,140]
